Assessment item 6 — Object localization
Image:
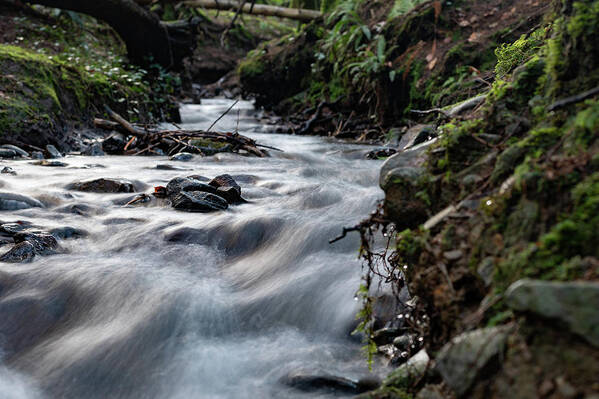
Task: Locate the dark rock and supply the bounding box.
[0,241,35,263]
[0,148,17,158]
[373,327,401,345]
[0,193,44,210]
[281,370,380,394]
[50,226,88,240]
[187,174,210,182]
[436,326,511,397]
[0,223,27,235]
[172,191,228,212]
[209,174,245,203]
[0,145,28,157]
[67,178,135,193]
[166,177,219,199]
[30,151,44,160]
[505,279,599,348]
[45,144,63,158]
[393,334,416,350]
[101,133,127,155]
[170,152,194,161]
[154,164,189,171]
[1,167,16,175]
[14,232,58,255]
[55,203,96,216]
[32,160,68,167]
[85,142,105,156]
[382,349,430,388]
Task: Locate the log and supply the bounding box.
[137,0,322,21]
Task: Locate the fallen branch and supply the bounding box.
[103,105,147,136]
[182,0,321,21]
[410,108,450,118]
[548,86,599,111]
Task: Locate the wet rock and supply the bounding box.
[209,174,245,204]
[281,370,380,394]
[85,142,105,156]
[30,151,44,160]
[0,222,28,235]
[477,257,495,286]
[166,177,219,199]
[0,241,35,263]
[46,144,63,158]
[0,192,44,210]
[50,226,88,240]
[32,160,68,167]
[67,178,135,193]
[383,349,430,388]
[1,167,16,175]
[435,326,511,397]
[399,125,436,150]
[505,279,599,348]
[171,191,228,212]
[101,133,127,155]
[0,148,17,158]
[14,232,58,255]
[154,164,189,171]
[170,152,194,161]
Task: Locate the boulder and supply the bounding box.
[85,142,105,156]
[171,191,228,212]
[30,151,44,160]
[0,192,44,210]
[50,226,88,240]
[0,241,35,263]
[383,349,430,388]
[0,145,28,157]
[505,279,599,348]
[166,177,218,199]
[45,144,63,158]
[67,178,135,193]
[435,326,511,397]
[209,174,245,204]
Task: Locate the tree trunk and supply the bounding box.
[26,0,196,68]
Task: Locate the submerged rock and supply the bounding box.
[506,279,599,348]
[67,178,135,193]
[50,226,88,240]
[171,191,228,212]
[1,167,16,175]
[0,192,44,210]
[170,152,194,161]
[281,370,380,394]
[435,326,511,397]
[32,160,68,167]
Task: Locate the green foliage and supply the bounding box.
[352,282,376,370]
[389,0,427,19]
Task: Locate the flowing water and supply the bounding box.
[0,99,387,399]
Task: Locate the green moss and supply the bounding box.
[494,29,545,78]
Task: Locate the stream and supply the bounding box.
[0,99,387,399]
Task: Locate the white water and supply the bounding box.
[0,99,385,398]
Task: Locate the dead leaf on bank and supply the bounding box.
[428,57,438,70]
[458,20,470,27]
[468,32,483,43]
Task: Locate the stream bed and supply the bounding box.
[0,99,387,399]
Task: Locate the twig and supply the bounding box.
[410,108,450,118]
[548,86,599,111]
[207,100,239,132]
[104,105,147,136]
[329,225,362,244]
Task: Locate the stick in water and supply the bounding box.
[207,100,239,132]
